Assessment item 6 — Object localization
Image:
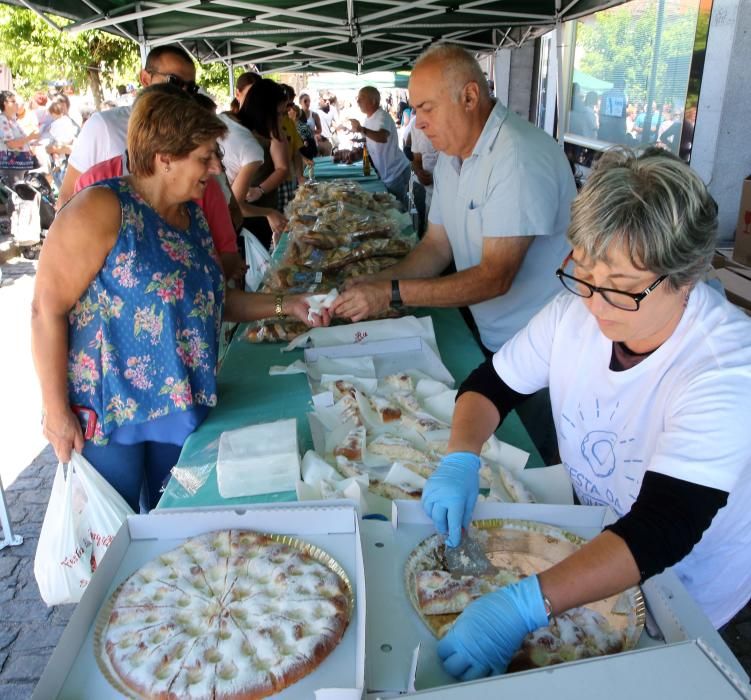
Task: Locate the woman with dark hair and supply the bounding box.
[234,70,261,111]
[31,85,322,512]
[0,90,39,181]
[237,78,290,248]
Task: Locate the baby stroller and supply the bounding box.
[0,169,56,259]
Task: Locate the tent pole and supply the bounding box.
[137,5,148,68]
[228,58,235,100]
[554,0,565,145]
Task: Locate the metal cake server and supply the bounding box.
[444,525,498,578]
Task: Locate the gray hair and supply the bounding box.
[413,43,490,103]
[359,85,381,106]
[567,147,717,290]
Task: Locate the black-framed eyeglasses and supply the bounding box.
[555,251,667,312]
[148,70,199,95]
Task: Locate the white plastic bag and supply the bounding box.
[34,452,134,606]
[10,188,41,245]
[241,228,271,291]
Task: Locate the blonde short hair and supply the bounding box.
[127,84,227,177]
[568,147,718,290]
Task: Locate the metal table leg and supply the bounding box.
[0,473,23,550]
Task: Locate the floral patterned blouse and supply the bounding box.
[67,178,225,445]
[0,114,31,152]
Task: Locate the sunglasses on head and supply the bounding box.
[149,69,199,95]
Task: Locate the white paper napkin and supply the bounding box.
[268,359,307,375]
[415,378,452,399]
[306,288,339,322]
[301,449,340,483]
[383,461,427,490]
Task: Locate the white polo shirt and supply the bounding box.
[364,107,410,187]
[68,106,131,173]
[429,100,576,351]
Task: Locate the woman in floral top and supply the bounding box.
[0,91,39,152]
[0,91,40,182]
[32,85,323,511]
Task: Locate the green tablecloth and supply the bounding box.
[157,308,543,510]
[311,156,385,192]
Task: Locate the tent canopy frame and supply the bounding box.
[6,0,626,74]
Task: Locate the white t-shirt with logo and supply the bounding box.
[217,113,264,185]
[68,106,131,173]
[363,107,409,187]
[493,284,751,627]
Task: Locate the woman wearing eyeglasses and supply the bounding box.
[421,147,751,680]
[31,86,323,513]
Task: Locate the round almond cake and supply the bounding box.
[98,529,351,699]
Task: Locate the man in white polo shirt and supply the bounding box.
[333,45,575,464]
[349,86,410,207]
[334,44,575,354]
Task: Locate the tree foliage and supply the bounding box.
[576,1,698,106]
[195,61,234,103]
[0,5,281,106]
[0,6,139,103]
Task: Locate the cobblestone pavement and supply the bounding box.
[1,446,74,700]
[1,254,749,698]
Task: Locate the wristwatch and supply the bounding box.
[542,593,554,621]
[390,279,403,308]
[274,295,285,319]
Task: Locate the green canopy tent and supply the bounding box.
[3,0,629,75]
[306,70,409,92]
[572,68,613,94]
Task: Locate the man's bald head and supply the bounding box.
[413,43,491,104]
[408,43,494,159]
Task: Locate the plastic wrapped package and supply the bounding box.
[243,180,417,343]
[286,180,399,218]
[308,237,414,272]
[244,318,311,343]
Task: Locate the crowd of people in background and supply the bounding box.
[0,65,488,252]
[567,76,695,155]
[0,84,87,189]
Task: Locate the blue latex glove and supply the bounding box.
[437,575,549,681]
[421,451,481,547]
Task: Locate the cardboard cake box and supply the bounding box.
[33,501,366,700]
[380,640,751,700]
[360,500,749,696]
[709,248,751,314]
